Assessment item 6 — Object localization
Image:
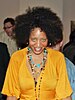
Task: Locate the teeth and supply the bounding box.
[35,48,41,51]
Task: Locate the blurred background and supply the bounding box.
[0,0,75,44]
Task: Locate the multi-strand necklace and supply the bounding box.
[27,47,48,100]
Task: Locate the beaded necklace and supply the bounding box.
[28,49,43,68]
[27,47,48,100]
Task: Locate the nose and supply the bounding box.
[37,40,40,47]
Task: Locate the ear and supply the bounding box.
[59,40,63,47]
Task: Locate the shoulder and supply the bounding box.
[65,57,75,70]
[65,57,75,75]
[0,42,7,46]
[65,57,74,66]
[0,42,7,50]
[47,47,64,59]
[8,47,27,70]
[47,48,65,66]
[11,47,27,61]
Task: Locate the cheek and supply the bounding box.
[41,41,48,47]
[29,40,35,46]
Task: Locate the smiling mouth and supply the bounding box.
[34,47,42,52]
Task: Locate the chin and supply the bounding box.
[33,51,43,55]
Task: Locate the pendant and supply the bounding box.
[36,64,40,68]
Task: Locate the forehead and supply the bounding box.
[4,22,12,26]
[30,27,47,37]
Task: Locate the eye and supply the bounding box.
[41,38,47,42]
[31,38,37,42]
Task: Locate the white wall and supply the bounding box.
[1,0,75,44]
[0,0,19,32]
[0,0,63,37]
[19,0,63,20]
[63,0,75,43]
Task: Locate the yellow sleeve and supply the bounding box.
[55,53,73,99]
[2,53,20,99]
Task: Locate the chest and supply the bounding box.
[18,64,58,92]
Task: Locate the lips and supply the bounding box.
[34,47,42,52]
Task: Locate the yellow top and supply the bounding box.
[2,47,72,100]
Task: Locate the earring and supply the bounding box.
[26,42,28,45]
[28,47,31,51]
[49,43,51,46]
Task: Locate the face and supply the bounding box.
[4,22,15,37]
[29,28,48,55]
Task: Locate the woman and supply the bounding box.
[2,7,72,100]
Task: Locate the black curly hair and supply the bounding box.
[15,6,63,48]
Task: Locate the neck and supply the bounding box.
[27,47,47,68]
[32,52,43,58]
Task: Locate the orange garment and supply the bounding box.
[2,47,72,100]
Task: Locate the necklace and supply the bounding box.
[27,47,48,100]
[27,47,45,68]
